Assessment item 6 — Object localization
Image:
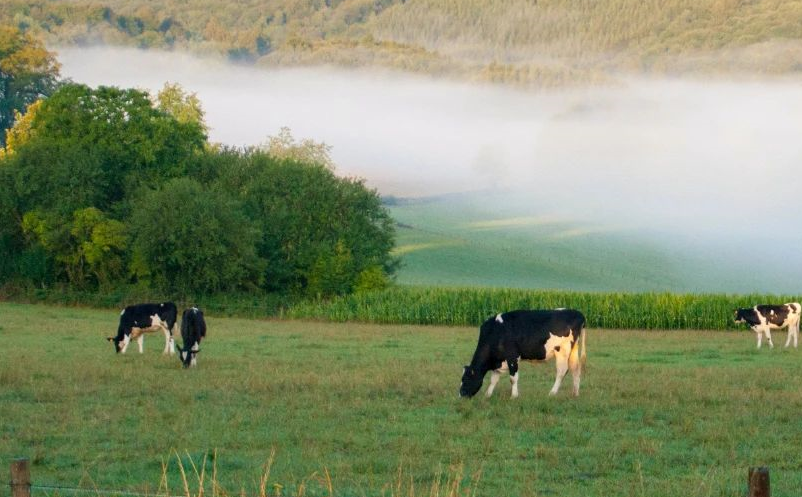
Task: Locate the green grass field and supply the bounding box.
[3,302,802,497]
[387,194,682,292]
[386,193,802,294]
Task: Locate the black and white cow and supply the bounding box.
[460,309,587,399]
[176,307,207,368]
[107,302,177,354]
[734,302,801,349]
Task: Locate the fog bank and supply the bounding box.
[57,46,802,260]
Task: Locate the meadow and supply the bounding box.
[3,302,802,497]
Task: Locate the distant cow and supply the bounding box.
[176,307,207,368]
[734,303,801,349]
[107,302,177,354]
[460,309,587,399]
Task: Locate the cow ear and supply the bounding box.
[106,337,114,342]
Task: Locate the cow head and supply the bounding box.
[459,365,483,398]
[734,309,748,325]
[175,343,200,368]
[107,336,122,353]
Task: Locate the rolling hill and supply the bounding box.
[386,191,800,294]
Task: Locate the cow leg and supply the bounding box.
[550,349,570,396]
[160,325,173,355]
[764,328,774,348]
[190,342,199,366]
[755,328,762,349]
[137,334,144,354]
[485,370,501,397]
[507,358,520,398]
[568,343,582,397]
[787,321,799,348]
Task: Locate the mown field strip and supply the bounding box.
[2,302,802,497]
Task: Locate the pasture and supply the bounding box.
[2,302,802,496]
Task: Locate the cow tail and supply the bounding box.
[580,324,587,369]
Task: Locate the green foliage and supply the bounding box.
[353,264,390,293]
[128,177,265,294]
[306,239,355,297]
[21,207,126,287]
[288,285,802,330]
[24,83,206,206]
[70,207,127,286]
[206,147,397,297]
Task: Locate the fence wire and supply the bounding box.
[30,484,181,497]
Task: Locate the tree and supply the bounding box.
[21,207,126,287]
[0,25,60,147]
[1,82,207,288]
[261,126,335,170]
[155,82,208,134]
[210,148,397,296]
[10,83,206,213]
[1,98,41,158]
[128,178,265,294]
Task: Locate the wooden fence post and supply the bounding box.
[10,458,31,497]
[748,467,770,497]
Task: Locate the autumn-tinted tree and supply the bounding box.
[0,25,60,147]
[156,82,207,134]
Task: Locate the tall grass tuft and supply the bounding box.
[163,451,479,497]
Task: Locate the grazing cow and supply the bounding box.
[176,307,207,368]
[107,302,177,354]
[460,309,587,399]
[734,303,801,349]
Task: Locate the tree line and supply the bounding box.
[5,0,802,88]
[0,27,397,298]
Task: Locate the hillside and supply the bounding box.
[386,191,799,293]
[6,0,802,87]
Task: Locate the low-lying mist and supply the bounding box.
[56,46,802,292]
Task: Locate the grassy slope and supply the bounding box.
[3,302,802,496]
[388,194,717,292]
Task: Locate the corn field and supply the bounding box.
[288,286,801,330]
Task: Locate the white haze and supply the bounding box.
[56,46,802,291]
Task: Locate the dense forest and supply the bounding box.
[4,0,802,87]
[0,27,397,299]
